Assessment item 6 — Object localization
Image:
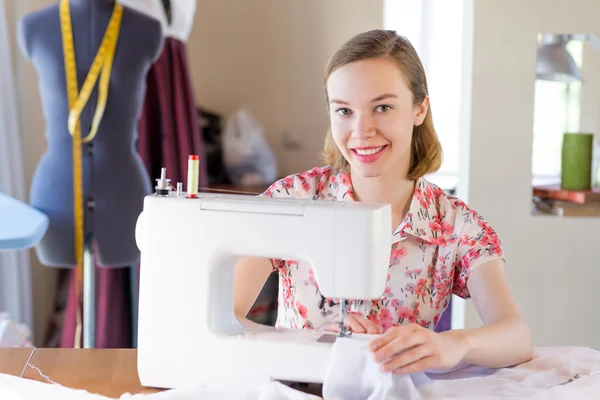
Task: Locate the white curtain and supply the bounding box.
[0,1,34,332]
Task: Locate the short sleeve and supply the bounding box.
[452,212,505,299]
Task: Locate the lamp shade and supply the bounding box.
[536,34,581,82]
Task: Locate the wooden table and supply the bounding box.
[0,348,164,398]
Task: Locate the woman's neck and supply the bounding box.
[350,169,416,221]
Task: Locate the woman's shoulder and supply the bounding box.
[421,178,502,253]
[261,166,338,199]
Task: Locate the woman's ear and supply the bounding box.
[413,96,430,126]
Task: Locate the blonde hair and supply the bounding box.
[322,29,442,180]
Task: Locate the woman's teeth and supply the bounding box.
[355,146,384,155]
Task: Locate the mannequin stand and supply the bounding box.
[83,236,95,348]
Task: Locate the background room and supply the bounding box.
[1,0,599,357]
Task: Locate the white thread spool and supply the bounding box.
[187,155,199,198]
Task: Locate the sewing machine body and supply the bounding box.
[135,190,391,389]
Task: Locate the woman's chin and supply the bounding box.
[350,163,385,178]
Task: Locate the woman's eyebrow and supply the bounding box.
[329,93,398,105]
[370,93,398,102]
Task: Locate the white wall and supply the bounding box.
[7,0,59,347]
[187,0,384,177]
[464,0,600,349]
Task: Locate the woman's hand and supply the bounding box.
[369,323,470,374]
[322,313,383,335]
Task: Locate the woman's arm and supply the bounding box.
[369,259,533,373]
[233,256,273,324]
[448,258,533,368]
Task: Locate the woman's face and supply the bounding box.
[326,57,428,179]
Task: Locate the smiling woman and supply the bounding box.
[235,29,533,376]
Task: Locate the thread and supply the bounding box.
[187,155,199,198]
[27,362,61,386]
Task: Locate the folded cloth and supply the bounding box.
[322,336,419,400]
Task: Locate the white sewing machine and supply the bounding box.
[134,168,392,390]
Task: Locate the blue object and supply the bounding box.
[17,1,164,268]
[0,192,49,252]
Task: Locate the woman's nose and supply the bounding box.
[352,113,376,138]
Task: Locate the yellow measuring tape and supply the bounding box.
[59,0,123,348]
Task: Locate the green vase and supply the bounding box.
[561,132,594,191]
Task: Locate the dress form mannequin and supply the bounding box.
[17,0,164,269]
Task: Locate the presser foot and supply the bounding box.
[338,300,352,338]
[338,321,352,338]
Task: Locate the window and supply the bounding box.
[384,0,465,192]
[532,41,583,186]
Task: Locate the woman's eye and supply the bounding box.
[375,105,392,112]
[336,108,352,116]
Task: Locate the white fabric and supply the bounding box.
[322,337,418,400]
[0,1,33,334]
[118,0,196,41]
[0,373,319,400]
[2,345,600,399]
[325,340,600,399]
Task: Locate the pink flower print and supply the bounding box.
[295,300,308,319]
[391,299,400,308]
[412,302,420,315]
[397,306,412,322]
[303,321,314,329]
[430,235,448,246]
[460,254,471,269]
[415,188,430,209]
[460,234,476,247]
[264,188,274,197]
[342,188,354,200]
[405,282,415,293]
[391,247,407,265]
[301,180,311,192]
[418,319,430,328]
[281,176,295,194]
[317,180,326,195]
[413,268,422,276]
[429,221,442,233]
[380,307,392,320]
[441,221,454,236]
[384,286,392,297]
[379,308,394,331]
[339,173,351,187]
[480,233,502,255]
[368,312,381,326]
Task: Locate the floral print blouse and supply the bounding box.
[261,166,504,332]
